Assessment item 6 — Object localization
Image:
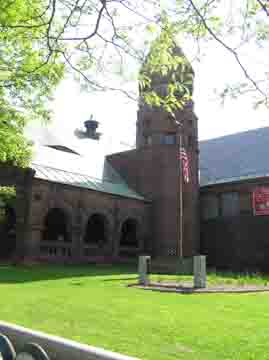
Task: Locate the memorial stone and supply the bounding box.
[138,256,151,285]
[194,255,206,288]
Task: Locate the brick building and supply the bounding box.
[0,127,152,263]
[0,44,200,264]
[200,127,269,272]
[3,42,267,272]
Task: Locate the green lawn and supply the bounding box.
[1,265,269,360]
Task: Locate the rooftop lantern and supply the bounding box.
[83,115,101,140]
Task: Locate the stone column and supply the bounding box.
[138,256,151,285]
[112,203,120,257]
[193,255,206,288]
[28,226,43,259]
[14,169,35,262]
[71,226,83,263]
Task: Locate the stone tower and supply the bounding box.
[136,44,195,149]
[107,42,199,258]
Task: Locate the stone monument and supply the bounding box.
[138,256,151,285]
[193,255,206,288]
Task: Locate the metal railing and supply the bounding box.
[0,322,139,360]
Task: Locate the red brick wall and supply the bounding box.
[107,144,200,257]
[200,177,269,271]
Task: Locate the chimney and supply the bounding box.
[84,117,101,140]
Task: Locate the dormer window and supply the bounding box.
[46,145,80,155]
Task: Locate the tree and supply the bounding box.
[1,0,269,165]
[4,0,265,105]
[2,1,269,106]
[0,116,31,168]
[0,0,64,166]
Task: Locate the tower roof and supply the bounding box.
[140,39,194,97]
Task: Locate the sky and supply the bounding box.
[44,30,269,157]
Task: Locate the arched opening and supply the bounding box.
[0,205,16,259]
[84,213,108,246]
[42,208,70,242]
[120,218,139,247]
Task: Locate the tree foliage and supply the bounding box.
[0,186,16,206]
[0,0,64,166]
[139,24,195,114]
[21,0,266,104]
[1,0,269,165]
[0,116,32,167]
[2,0,269,108]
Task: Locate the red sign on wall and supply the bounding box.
[253,187,269,215]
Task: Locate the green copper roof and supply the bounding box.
[25,125,146,201]
[32,163,146,201]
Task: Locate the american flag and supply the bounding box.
[179,147,190,183]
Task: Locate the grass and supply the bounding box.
[1,265,269,359]
[151,271,269,287]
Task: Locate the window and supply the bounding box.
[221,192,240,217]
[156,84,168,97]
[145,135,152,146]
[161,134,176,145]
[201,195,219,220]
[188,135,195,147]
[144,118,151,128]
[240,192,251,214]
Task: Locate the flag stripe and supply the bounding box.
[179,147,190,183]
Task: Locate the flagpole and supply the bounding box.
[179,132,183,258]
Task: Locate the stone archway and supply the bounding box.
[0,205,16,260]
[84,213,109,247]
[42,207,70,242]
[120,218,139,248]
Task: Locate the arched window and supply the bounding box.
[0,205,16,259]
[84,213,108,246]
[120,218,139,247]
[0,205,16,232]
[43,208,70,242]
[145,135,152,146]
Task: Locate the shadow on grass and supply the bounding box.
[0,264,137,284]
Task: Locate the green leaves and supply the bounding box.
[139,20,194,115]
[0,187,16,208]
[0,0,65,167]
[0,119,32,168]
[146,23,158,34]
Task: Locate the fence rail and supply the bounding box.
[0,321,140,360]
